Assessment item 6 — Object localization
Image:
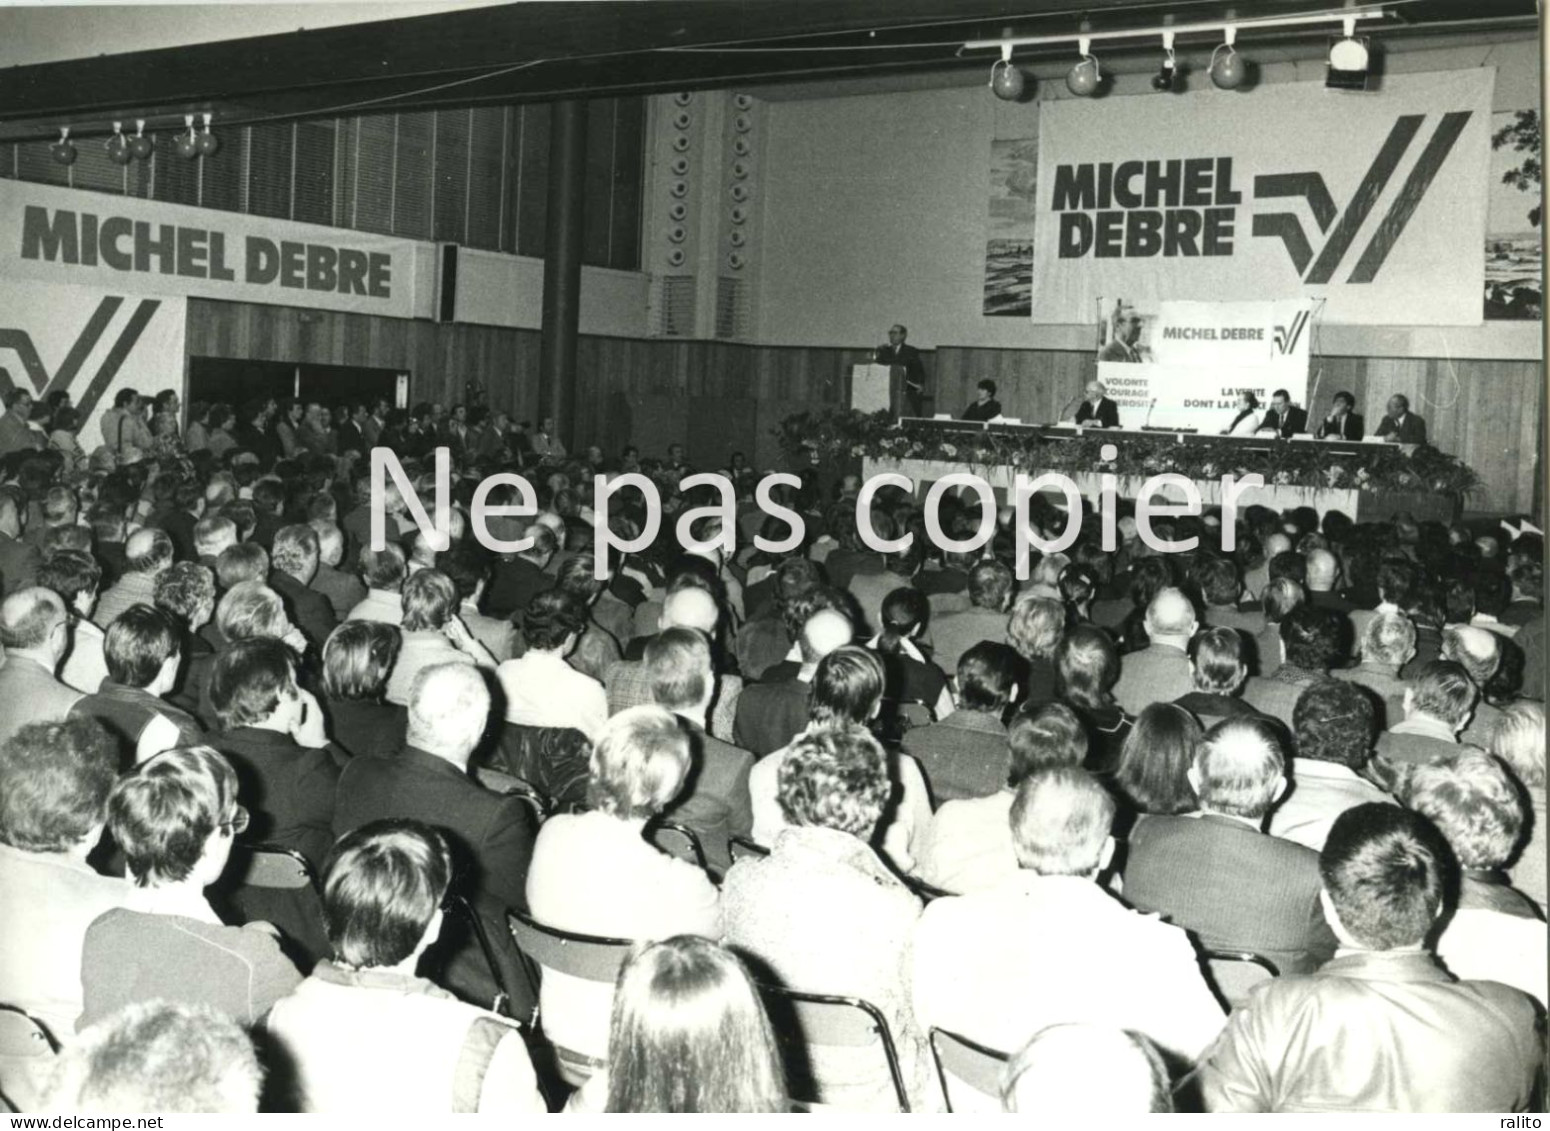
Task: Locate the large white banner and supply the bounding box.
[1033,69,1494,326]
[0,278,187,446]
[0,179,419,319]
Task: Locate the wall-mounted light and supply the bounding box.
[1151,32,1180,92]
[990,43,1025,101]
[1327,16,1371,91]
[196,112,220,157]
[128,120,154,161]
[50,127,77,166]
[1066,37,1101,97]
[1210,27,1247,90]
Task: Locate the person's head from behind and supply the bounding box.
[1362,611,1417,670]
[1492,701,1546,793]
[109,746,243,889]
[1189,716,1286,821]
[1055,624,1119,711]
[588,706,691,821]
[645,627,715,719]
[104,604,182,694]
[523,588,584,653]
[1011,766,1115,878]
[797,606,852,668]
[400,567,459,633]
[1319,803,1446,952]
[215,581,290,644]
[359,543,408,593]
[808,644,884,730]
[1279,604,1342,671]
[1000,1025,1172,1115]
[310,520,346,569]
[1404,660,1477,733]
[1404,750,1523,873]
[41,1001,261,1114]
[957,641,1019,713]
[38,549,102,620]
[1262,577,1305,627]
[406,663,490,765]
[0,718,117,857]
[606,936,785,1113]
[1007,701,1086,786]
[215,542,269,591]
[209,637,302,734]
[968,559,1014,612]
[154,561,217,633]
[1143,586,1197,645]
[270,524,320,585]
[1008,596,1065,664]
[1441,625,1503,690]
[1116,703,1203,816]
[877,586,930,651]
[1292,678,1376,773]
[0,586,69,665]
[1188,627,1247,696]
[322,819,452,973]
[776,726,889,841]
[322,621,402,704]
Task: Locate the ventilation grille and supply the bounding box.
[655,274,698,338]
[715,275,748,340]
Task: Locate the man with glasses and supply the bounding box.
[1099,305,1145,364]
[875,323,928,417]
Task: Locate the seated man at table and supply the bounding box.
[1315,391,1364,440]
[961,380,1002,423]
[1257,389,1307,438]
[1373,394,1427,445]
[1074,380,1120,429]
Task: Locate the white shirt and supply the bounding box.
[346,589,404,626]
[916,789,1019,895]
[496,650,608,741]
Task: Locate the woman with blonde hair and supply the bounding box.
[1493,701,1546,913]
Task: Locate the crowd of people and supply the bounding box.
[0,384,1544,1113]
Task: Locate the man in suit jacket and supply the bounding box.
[875,324,927,416]
[1199,804,1543,1113]
[1315,391,1364,440]
[1373,394,1427,445]
[268,524,339,651]
[1122,716,1339,975]
[903,642,1019,804]
[0,588,83,747]
[734,608,851,757]
[484,528,557,620]
[646,629,754,874]
[931,560,1014,678]
[1097,306,1145,364]
[1257,389,1309,438]
[1073,380,1122,429]
[1243,606,1344,727]
[0,489,41,597]
[1372,660,1474,771]
[1113,587,1197,715]
[333,661,537,1018]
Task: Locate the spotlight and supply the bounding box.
[195,112,220,158]
[1151,32,1179,92]
[176,114,200,160]
[106,121,132,166]
[128,120,154,161]
[1327,16,1371,91]
[1066,37,1101,97]
[50,127,77,166]
[1210,27,1247,90]
[989,43,1025,101]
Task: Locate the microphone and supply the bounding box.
[1058,394,1082,422]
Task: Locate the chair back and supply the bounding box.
[928,1027,1009,1112]
[444,894,529,1020]
[0,1005,57,1113]
[473,767,550,825]
[508,910,634,985]
[227,843,316,891]
[495,723,592,810]
[729,835,769,863]
[649,821,707,872]
[1204,950,1279,1010]
[757,985,911,1112]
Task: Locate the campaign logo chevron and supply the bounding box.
[1273,309,1311,355]
[0,296,162,419]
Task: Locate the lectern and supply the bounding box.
[851,363,899,415]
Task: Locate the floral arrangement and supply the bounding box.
[776,408,1482,498]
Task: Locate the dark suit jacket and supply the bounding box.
[1316,412,1365,440]
[323,697,407,760]
[1374,413,1427,445]
[269,570,339,651]
[484,555,555,620]
[162,509,200,563]
[0,531,41,596]
[1075,397,1121,429]
[874,342,926,393]
[1122,812,1338,975]
[213,726,342,869]
[662,719,755,874]
[732,677,811,757]
[900,708,1009,804]
[961,398,1002,422]
[1260,405,1308,438]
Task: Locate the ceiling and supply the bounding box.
[0,0,1537,140]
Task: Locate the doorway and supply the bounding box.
[188,358,406,412]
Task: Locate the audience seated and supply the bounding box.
[265,819,545,1113]
[1173,627,1263,727]
[1269,679,1391,851]
[1243,605,1344,725]
[722,726,932,1111]
[1055,625,1133,774]
[37,549,108,695]
[94,529,173,629]
[0,587,83,746]
[544,553,620,680]
[1198,804,1543,1112]
[1000,1024,1175,1115]
[1005,595,1064,710]
[734,607,851,756]
[609,584,743,740]
[1112,703,1202,826]
[40,1001,262,1115]
[902,641,1019,804]
[79,745,302,1028]
[871,586,954,720]
[1122,716,1338,974]
[73,605,204,764]
[1492,701,1546,912]
[268,524,339,650]
[318,620,407,758]
[1254,578,1305,678]
[930,559,1013,677]
[385,568,495,705]
[1374,660,1477,768]
[1334,611,1414,727]
[497,588,607,740]
[346,544,408,625]
[483,525,557,619]
[1112,587,1198,714]
[306,520,367,622]
[153,560,218,708]
[1442,625,1507,746]
[913,766,1224,1108]
[526,706,719,1071]
[918,702,1086,894]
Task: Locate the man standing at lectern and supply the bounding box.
[876,324,927,417]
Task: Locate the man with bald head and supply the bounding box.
[333,662,537,1018]
[733,607,852,756]
[1113,587,1198,715]
[1074,379,1121,428]
[94,528,174,629]
[0,588,82,746]
[1304,548,1354,616]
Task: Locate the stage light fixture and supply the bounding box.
[1210,26,1247,90]
[128,120,154,161]
[106,121,132,166]
[196,113,220,158]
[1066,37,1101,97]
[1151,32,1179,92]
[1327,16,1371,91]
[176,115,200,159]
[989,43,1025,101]
[50,127,77,166]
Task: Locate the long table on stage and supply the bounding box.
[860,419,1453,523]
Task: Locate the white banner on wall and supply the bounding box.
[0,278,187,446]
[1032,69,1494,326]
[0,179,418,319]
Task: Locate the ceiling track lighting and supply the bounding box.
[49,127,76,167]
[105,121,132,166]
[1151,31,1179,92]
[176,114,200,160]
[1327,15,1372,91]
[1209,26,1247,90]
[128,119,154,161]
[196,112,220,158]
[989,42,1025,101]
[1066,36,1101,97]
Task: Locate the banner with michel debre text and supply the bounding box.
[0,179,419,319]
[1032,68,1494,326]
[0,277,187,446]
[1097,298,1313,432]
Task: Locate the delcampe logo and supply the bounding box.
[1251,111,1473,284]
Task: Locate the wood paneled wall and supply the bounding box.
[185,299,1541,514]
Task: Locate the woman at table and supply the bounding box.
[961,380,1002,422]
[1220,391,1262,436]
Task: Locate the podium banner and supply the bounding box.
[1149,299,1314,367]
[1032,69,1494,326]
